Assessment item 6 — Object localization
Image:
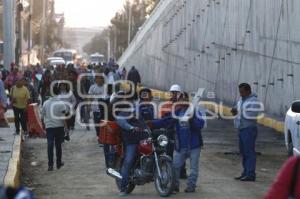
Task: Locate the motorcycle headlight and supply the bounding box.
[157,135,168,147]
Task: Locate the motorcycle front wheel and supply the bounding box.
[154,157,176,197]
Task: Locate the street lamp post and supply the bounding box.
[3,0,16,70]
[28,0,33,65]
[107,28,111,61]
[40,0,47,64]
[128,1,132,46]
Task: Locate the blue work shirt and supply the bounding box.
[152,107,205,151]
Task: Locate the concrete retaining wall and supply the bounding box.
[119,0,300,119]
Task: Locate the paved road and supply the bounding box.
[22,118,287,199]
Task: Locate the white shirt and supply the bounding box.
[88,83,104,112]
[58,91,76,108]
[42,97,68,128]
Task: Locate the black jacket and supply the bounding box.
[127,68,141,85]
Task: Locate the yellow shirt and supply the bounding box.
[11,86,30,109]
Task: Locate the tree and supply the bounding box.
[31,0,64,58]
[83,29,109,58]
[83,0,160,60]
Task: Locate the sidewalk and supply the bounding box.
[1,110,21,187]
[0,125,14,185]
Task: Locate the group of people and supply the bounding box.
[97,82,262,196]
[1,60,299,198]
[39,63,140,172]
[34,58,206,196]
[112,85,205,196]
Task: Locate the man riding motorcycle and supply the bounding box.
[112,91,148,196]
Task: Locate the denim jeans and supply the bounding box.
[94,111,112,167]
[239,126,257,178]
[93,112,101,136]
[104,144,114,168]
[80,104,90,125]
[46,127,65,167]
[173,148,201,188]
[120,144,138,191]
[13,106,27,134]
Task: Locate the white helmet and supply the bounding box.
[169,84,182,92]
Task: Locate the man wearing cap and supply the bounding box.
[159,84,188,179]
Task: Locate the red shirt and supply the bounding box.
[265,157,300,199]
[159,101,173,118]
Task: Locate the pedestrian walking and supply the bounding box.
[0,64,9,81]
[24,77,38,104]
[231,83,262,182]
[10,77,30,135]
[39,69,52,105]
[0,72,8,127]
[127,66,141,100]
[88,75,105,136]
[121,68,127,80]
[5,67,21,91]
[79,70,92,130]
[42,84,69,171]
[57,82,77,131]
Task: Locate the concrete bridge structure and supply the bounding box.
[118,0,300,119]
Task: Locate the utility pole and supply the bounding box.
[3,0,16,70]
[28,0,33,65]
[107,28,111,61]
[113,26,117,59]
[40,0,47,64]
[128,2,132,46]
[16,0,24,68]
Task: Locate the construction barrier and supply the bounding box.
[27,103,45,137]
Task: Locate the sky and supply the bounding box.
[55,0,125,28]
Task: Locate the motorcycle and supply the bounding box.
[107,128,175,197]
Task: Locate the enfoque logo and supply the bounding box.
[47,78,265,128]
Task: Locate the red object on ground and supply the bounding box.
[27,103,45,137]
[98,120,122,145]
[265,156,300,199]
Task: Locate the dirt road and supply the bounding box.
[22,118,287,199]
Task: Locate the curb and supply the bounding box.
[4,133,22,188]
